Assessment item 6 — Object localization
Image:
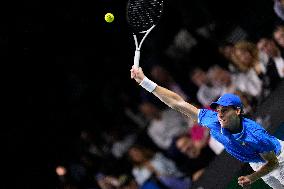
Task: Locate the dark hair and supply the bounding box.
[232,106,244,115]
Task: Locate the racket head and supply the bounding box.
[126,0,164,33]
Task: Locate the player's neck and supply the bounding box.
[228,117,243,134]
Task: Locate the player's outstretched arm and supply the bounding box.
[130,66,199,122]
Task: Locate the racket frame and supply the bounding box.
[133,25,156,68]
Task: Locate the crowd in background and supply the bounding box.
[53,16,284,188]
[4,0,284,188]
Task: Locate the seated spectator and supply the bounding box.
[175,133,217,182]
[207,65,236,94]
[189,124,224,156]
[273,25,284,49]
[118,174,185,189]
[118,174,162,189]
[96,174,120,189]
[138,101,190,151]
[257,38,284,90]
[218,42,235,63]
[206,65,255,114]
[190,67,222,107]
[231,41,263,99]
[127,145,191,189]
[218,42,238,72]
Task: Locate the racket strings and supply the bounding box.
[127,0,163,32]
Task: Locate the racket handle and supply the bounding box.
[133,50,140,69]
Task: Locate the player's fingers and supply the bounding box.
[131,72,136,78]
[238,179,245,185]
[238,180,244,187]
[238,176,244,181]
[132,65,138,71]
[130,71,135,78]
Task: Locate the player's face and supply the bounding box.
[216,105,240,128]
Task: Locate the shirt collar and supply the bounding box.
[232,118,245,140]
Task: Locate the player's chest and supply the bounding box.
[210,130,252,148]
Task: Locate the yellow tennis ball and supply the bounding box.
[104,13,114,23]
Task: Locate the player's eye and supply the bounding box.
[217,108,228,113]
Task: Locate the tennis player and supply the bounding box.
[130,66,284,188]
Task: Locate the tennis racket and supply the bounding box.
[127,0,164,69]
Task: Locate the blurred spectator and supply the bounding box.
[55,153,101,189]
[174,131,218,181]
[111,133,137,159]
[273,25,284,48]
[206,65,255,114]
[127,145,191,189]
[218,42,235,62]
[189,124,224,156]
[118,174,163,189]
[274,0,284,20]
[257,38,284,90]
[189,67,222,107]
[207,65,236,94]
[80,129,105,158]
[150,65,188,101]
[139,101,190,151]
[96,174,120,189]
[231,41,263,98]
[118,175,140,189]
[218,42,238,72]
[97,122,139,159]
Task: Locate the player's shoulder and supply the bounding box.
[198,108,217,117]
[198,108,218,126]
[243,117,265,133]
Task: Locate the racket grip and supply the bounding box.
[133,50,140,69]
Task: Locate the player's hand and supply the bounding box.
[130,66,145,84]
[238,175,252,187]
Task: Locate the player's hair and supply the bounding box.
[231,106,244,116]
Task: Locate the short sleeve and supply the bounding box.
[198,109,218,127]
[251,129,278,154]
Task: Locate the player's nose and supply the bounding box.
[218,113,224,118]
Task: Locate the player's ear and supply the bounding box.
[235,108,241,116]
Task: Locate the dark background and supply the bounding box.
[1,0,283,188]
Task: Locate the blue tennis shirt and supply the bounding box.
[198,109,281,163]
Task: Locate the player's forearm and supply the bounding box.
[137,75,198,121]
[137,75,181,106]
[248,160,279,182]
[152,86,198,122]
[152,85,184,108]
